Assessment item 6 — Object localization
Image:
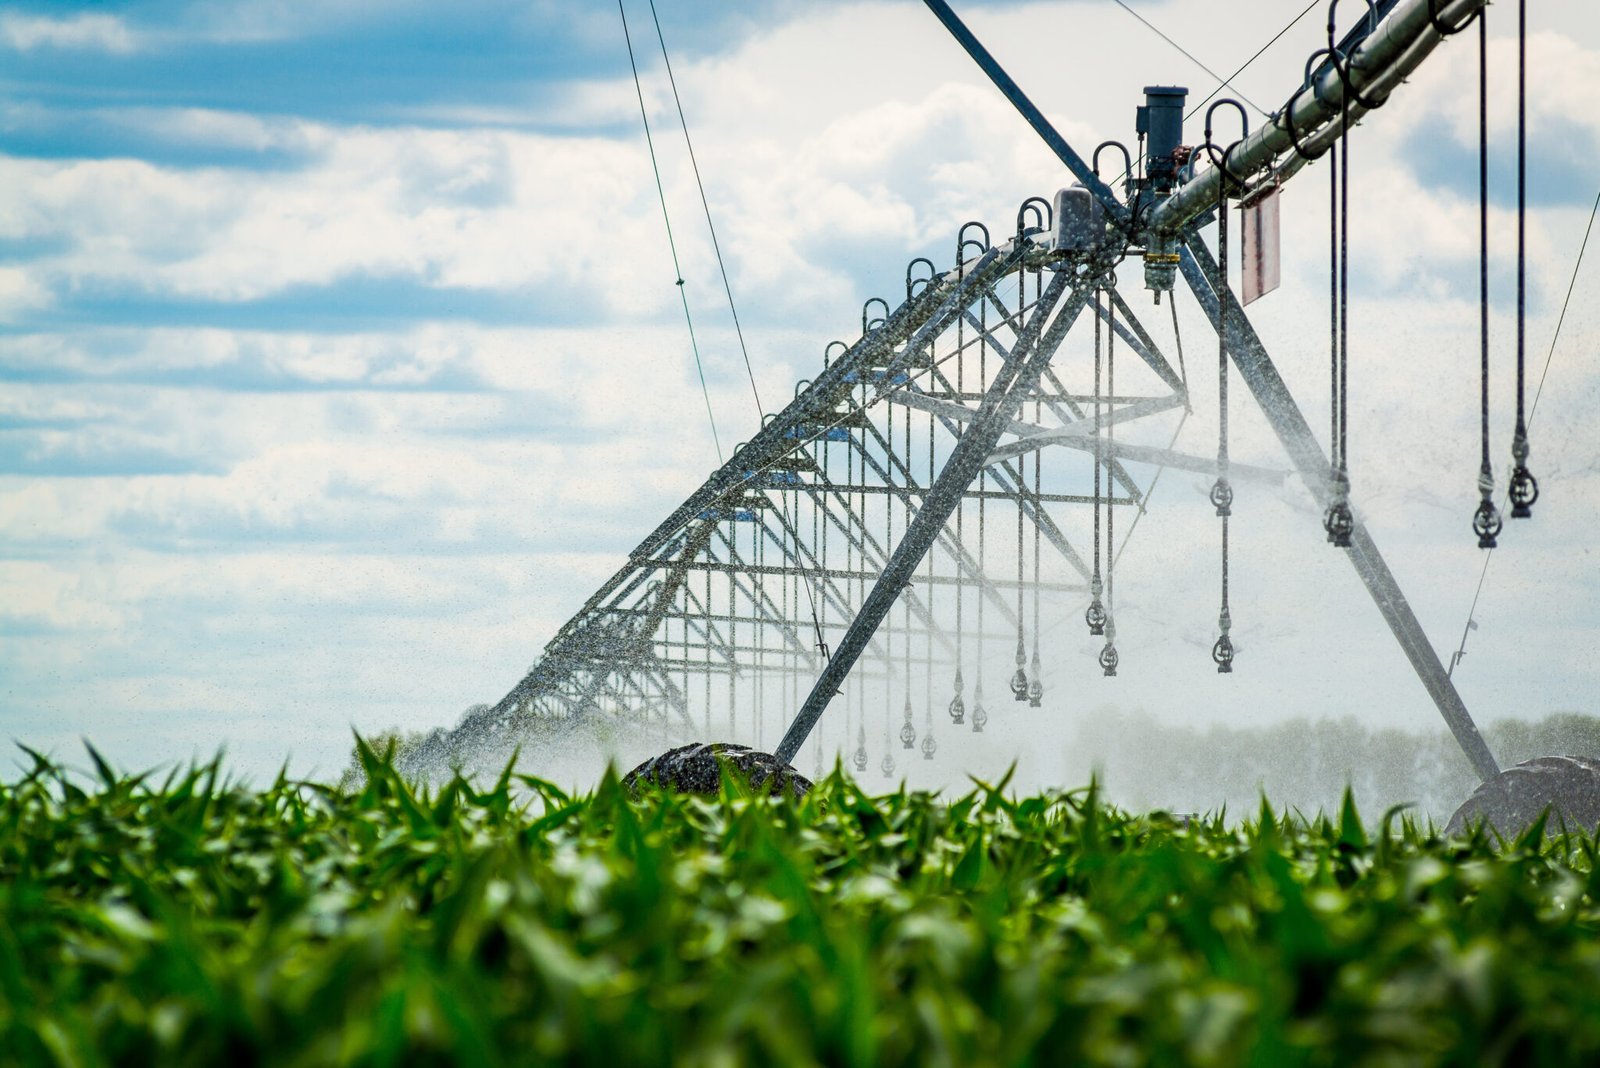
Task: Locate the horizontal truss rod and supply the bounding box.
[794,483,1141,505]
[668,560,1085,592]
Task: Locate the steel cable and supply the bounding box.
[618,0,722,462]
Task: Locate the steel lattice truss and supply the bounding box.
[438,0,1507,784]
[454,220,1289,773]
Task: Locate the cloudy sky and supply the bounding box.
[3,0,1599,786]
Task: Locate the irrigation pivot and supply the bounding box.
[419,0,1595,826]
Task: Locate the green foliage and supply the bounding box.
[5,744,1600,1066]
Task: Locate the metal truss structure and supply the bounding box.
[462,229,1217,775]
[445,0,1504,784]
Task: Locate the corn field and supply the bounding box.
[3,741,1600,1066]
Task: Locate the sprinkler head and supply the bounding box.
[1509,464,1539,519]
[1323,499,1353,548]
[1472,496,1502,549]
[1212,633,1235,674]
[1210,478,1233,518]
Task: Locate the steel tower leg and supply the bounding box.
[1179,238,1501,783]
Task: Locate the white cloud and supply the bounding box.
[0,12,138,53]
[0,267,51,316]
[0,560,126,632]
[129,108,335,155]
[171,0,442,45]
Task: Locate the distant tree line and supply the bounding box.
[1070,710,1600,823]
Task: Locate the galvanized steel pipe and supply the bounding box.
[1147,0,1487,235]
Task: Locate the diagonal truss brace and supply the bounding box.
[777,267,1093,762]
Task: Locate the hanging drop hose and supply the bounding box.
[852,384,869,774]
[1339,52,1352,525]
[1471,10,1502,548]
[1010,468,1027,703]
[704,570,712,735]
[1203,100,1247,675]
[808,436,828,661]
[974,265,989,734]
[924,398,938,759]
[1100,287,1121,678]
[1325,136,1340,544]
[881,554,896,784]
[1028,261,1045,707]
[1322,0,1369,549]
[1011,265,1029,704]
[1086,285,1107,637]
[901,396,917,751]
[725,520,735,736]
[950,263,967,726]
[885,393,896,752]
[760,514,770,747]
[1028,424,1044,704]
[1508,0,1539,519]
[1010,458,1028,701]
[815,356,835,665]
[1026,481,1043,701]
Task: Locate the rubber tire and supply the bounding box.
[1445,754,1600,837]
[622,742,813,800]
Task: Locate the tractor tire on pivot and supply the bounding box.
[623,742,813,800]
[1445,755,1600,838]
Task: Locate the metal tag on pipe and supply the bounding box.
[1241,186,1281,305]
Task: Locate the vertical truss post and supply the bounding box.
[1179,237,1500,783]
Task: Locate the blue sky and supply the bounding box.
[3,0,1599,786]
